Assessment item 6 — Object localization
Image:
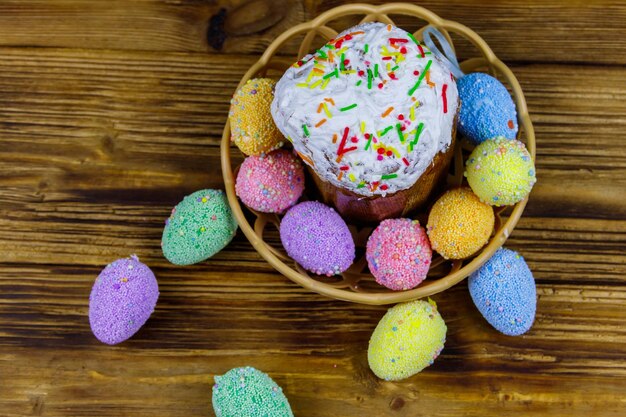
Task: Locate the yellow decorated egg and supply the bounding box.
[465,137,536,206]
[230,78,284,155]
[427,187,495,259]
[368,299,447,381]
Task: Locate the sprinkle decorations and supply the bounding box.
[407,59,432,96]
[337,126,357,156]
[395,123,405,142]
[469,248,536,336]
[89,255,159,345]
[280,201,355,276]
[465,137,536,206]
[271,22,459,197]
[340,103,358,111]
[408,122,424,152]
[161,189,237,265]
[427,188,494,259]
[366,219,432,290]
[230,78,284,155]
[236,150,305,213]
[368,299,447,381]
[212,367,294,417]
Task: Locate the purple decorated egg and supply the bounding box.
[280,201,355,276]
[88,255,159,345]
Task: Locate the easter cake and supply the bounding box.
[271,22,459,223]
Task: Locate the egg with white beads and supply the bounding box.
[468,247,536,335]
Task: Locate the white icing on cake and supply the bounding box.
[271,22,459,197]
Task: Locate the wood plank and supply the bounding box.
[1,268,625,415]
[312,0,626,65]
[2,348,624,416]
[0,1,625,65]
[0,0,307,54]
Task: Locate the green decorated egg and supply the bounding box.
[161,189,237,265]
[212,367,293,417]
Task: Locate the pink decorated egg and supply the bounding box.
[236,150,305,213]
[366,218,432,290]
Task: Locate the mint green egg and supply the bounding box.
[212,367,294,417]
[161,189,237,265]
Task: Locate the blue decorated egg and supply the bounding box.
[457,73,518,144]
[468,248,536,335]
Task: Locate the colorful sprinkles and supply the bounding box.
[340,103,358,111]
[408,59,432,95]
[276,22,457,195]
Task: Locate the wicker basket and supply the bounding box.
[220,3,535,305]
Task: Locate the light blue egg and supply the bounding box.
[468,248,536,335]
[457,73,518,144]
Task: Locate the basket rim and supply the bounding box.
[220,2,535,305]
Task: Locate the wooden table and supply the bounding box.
[1,1,625,416]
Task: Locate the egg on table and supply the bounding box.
[368,299,447,381]
[161,189,238,266]
[212,366,294,417]
[469,247,537,336]
[89,255,159,345]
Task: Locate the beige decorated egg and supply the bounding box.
[230,78,284,155]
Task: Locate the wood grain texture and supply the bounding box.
[0,1,625,65]
[1,1,625,416]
